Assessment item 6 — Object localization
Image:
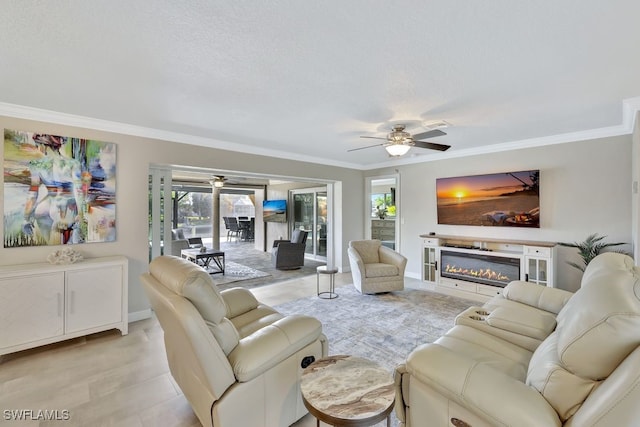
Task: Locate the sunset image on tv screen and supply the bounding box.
[436,170,540,227]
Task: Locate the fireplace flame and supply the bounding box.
[445,264,510,282]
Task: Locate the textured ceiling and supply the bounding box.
[1,1,639,169]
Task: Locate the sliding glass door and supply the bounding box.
[291,188,327,260]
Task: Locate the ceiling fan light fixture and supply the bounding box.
[211,176,225,188]
[385,143,412,157]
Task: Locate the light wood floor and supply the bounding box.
[0,271,409,426]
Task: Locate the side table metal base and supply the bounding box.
[317,266,339,299]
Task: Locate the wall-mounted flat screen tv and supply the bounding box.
[436,170,540,227]
[263,199,287,223]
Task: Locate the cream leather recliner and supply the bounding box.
[141,256,328,427]
[348,239,407,294]
[395,252,640,426]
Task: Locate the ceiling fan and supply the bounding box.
[210,175,227,188]
[349,124,451,157]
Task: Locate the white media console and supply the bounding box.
[421,234,556,302]
[0,256,128,356]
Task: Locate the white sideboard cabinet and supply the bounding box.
[0,256,128,356]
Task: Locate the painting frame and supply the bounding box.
[3,129,117,247]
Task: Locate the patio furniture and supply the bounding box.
[272,229,308,270]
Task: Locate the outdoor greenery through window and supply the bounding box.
[174,190,255,240]
[371,193,396,218]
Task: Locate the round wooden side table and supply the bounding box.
[301,355,395,427]
[316,266,339,299]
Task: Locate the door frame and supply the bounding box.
[365,173,401,251]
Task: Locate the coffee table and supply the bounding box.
[181,248,225,275]
[301,355,395,427]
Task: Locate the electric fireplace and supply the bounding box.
[440,250,521,288]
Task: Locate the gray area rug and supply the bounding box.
[275,285,475,373]
[275,286,475,427]
[216,241,325,291]
[209,261,270,286]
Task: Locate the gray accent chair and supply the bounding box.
[271,230,308,270]
[348,239,407,294]
[170,239,191,257]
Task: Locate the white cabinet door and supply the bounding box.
[0,273,64,348]
[65,265,123,334]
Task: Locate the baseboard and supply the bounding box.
[128,309,152,323]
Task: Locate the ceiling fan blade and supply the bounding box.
[348,142,385,152]
[413,140,451,151]
[359,136,388,140]
[412,129,446,140]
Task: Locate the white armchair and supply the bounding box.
[347,239,407,294]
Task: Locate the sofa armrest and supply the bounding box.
[502,280,573,314]
[272,239,290,248]
[347,247,365,281]
[221,288,260,318]
[394,363,408,423]
[379,246,408,274]
[228,314,322,382]
[406,344,561,427]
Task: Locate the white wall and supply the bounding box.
[632,112,640,264]
[0,116,364,315]
[1,114,633,312]
[368,135,633,292]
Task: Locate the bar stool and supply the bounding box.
[316,266,339,299]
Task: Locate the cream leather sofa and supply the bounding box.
[394,253,640,426]
[141,256,328,427]
[348,239,407,294]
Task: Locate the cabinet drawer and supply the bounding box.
[378,229,395,239]
[477,284,504,297]
[524,246,551,257]
[439,279,476,293]
[423,238,439,246]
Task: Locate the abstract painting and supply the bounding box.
[3,129,117,247]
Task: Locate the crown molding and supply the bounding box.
[1,97,639,172]
[0,102,364,170]
[365,97,640,170]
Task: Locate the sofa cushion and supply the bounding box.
[527,332,598,421]
[349,240,381,264]
[486,306,557,341]
[555,253,640,380]
[209,318,241,355]
[435,325,533,381]
[526,253,640,421]
[365,262,399,278]
[149,256,228,325]
[501,280,572,315]
[149,256,240,354]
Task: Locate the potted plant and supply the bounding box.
[558,233,629,272]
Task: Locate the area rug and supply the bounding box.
[275,285,475,373]
[275,286,475,426]
[209,261,270,286]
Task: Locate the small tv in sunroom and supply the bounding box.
[436,169,540,227]
[263,199,287,223]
